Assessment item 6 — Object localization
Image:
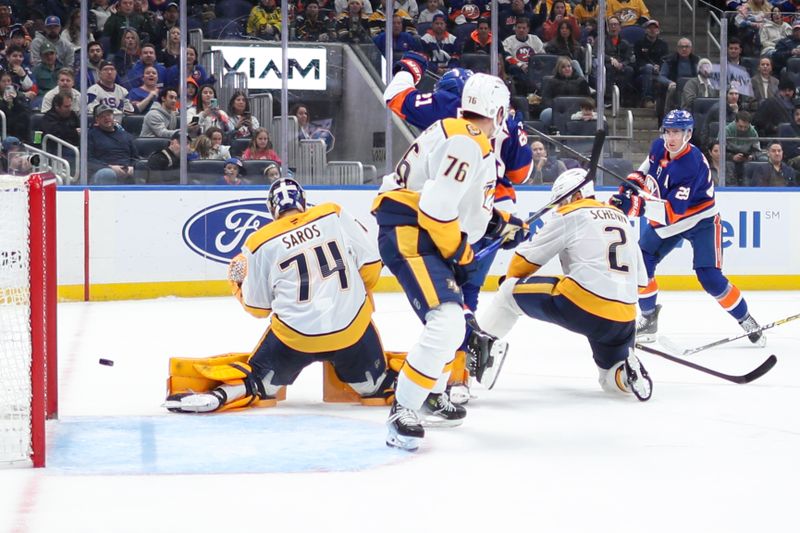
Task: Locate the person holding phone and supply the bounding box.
[228,91,260,139]
[188,84,232,135]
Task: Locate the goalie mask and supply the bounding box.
[267,177,306,219]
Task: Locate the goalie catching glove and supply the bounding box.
[392,51,428,85]
[609,171,648,217]
[485,208,530,250]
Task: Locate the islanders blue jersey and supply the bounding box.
[384,71,532,204]
[640,137,718,238]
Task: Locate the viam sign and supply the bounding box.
[210,45,327,90]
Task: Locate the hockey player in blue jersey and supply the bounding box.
[610,109,766,346]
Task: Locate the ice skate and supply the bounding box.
[739,314,767,347]
[420,391,467,427]
[624,354,653,401]
[386,399,424,451]
[636,304,661,343]
[467,328,509,389]
[163,389,226,413]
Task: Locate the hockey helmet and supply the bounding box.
[434,67,473,96]
[661,109,694,131]
[268,177,306,219]
[460,73,510,139]
[550,168,594,203]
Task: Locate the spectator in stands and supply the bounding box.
[247,0,283,40]
[605,0,650,26]
[127,43,167,91]
[748,56,779,112]
[334,0,373,43]
[191,134,213,159]
[91,0,114,35]
[1,136,34,175]
[242,127,282,164]
[5,45,37,101]
[87,60,134,120]
[726,111,763,185]
[734,2,769,56]
[0,5,17,51]
[705,140,722,185]
[185,77,199,108]
[228,91,261,139]
[159,26,181,68]
[87,103,138,184]
[752,141,796,186]
[726,36,744,69]
[682,57,718,111]
[129,65,160,114]
[263,160,282,183]
[658,37,698,117]
[396,0,420,19]
[41,91,79,146]
[448,0,486,28]
[59,8,81,52]
[422,14,460,74]
[570,97,598,121]
[463,17,495,55]
[503,16,544,94]
[154,2,180,53]
[334,0,373,15]
[141,87,185,138]
[573,0,599,26]
[217,157,245,185]
[701,86,741,144]
[295,0,333,42]
[760,6,792,57]
[418,0,444,24]
[499,0,539,41]
[540,56,592,127]
[634,19,669,109]
[0,72,31,142]
[598,16,635,106]
[778,104,800,172]
[114,28,142,89]
[545,20,586,76]
[133,0,161,47]
[165,45,214,88]
[772,20,800,73]
[30,16,72,68]
[103,0,144,54]
[206,127,232,160]
[32,42,62,96]
[78,40,106,89]
[541,1,579,42]
[40,68,80,113]
[2,25,32,69]
[753,77,796,136]
[368,0,414,38]
[529,140,566,183]
[147,130,182,172]
[374,14,421,60]
[191,85,232,135]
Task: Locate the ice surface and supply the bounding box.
[1,291,798,532]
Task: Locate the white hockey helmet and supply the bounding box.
[550,168,594,203]
[460,73,509,139]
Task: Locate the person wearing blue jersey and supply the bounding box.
[610,109,766,346]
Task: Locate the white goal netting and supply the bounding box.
[0,175,32,464]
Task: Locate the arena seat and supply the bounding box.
[122,115,145,137]
[243,160,279,182]
[551,96,588,133]
[744,161,770,186]
[188,159,225,184]
[230,138,251,157]
[133,137,170,158]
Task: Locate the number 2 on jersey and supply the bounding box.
[279,240,349,302]
[604,226,630,273]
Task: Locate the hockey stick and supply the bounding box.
[662,312,800,356]
[474,130,606,261]
[634,343,777,384]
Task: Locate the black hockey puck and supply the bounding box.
[98,358,114,366]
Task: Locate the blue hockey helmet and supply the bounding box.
[268,177,306,219]
[434,67,474,96]
[661,109,694,131]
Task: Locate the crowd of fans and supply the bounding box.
[0,0,798,186]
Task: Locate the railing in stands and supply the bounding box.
[326,161,365,185]
[22,143,73,185]
[678,0,698,55]
[297,139,326,184]
[250,93,274,137]
[0,109,6,138]
[41,135,79,184]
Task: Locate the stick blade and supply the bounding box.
[737,354,777,384]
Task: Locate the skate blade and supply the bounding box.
[479,340,509,390]
[420,414,464,428]
[448,385,471,405]
[636,333,657,344]
[386,430,422,451]
[162,396,218,413]
[751,334,767,348]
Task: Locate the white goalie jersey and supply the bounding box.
[510,198,647,314]
[380,117,498,245]
[241,203,381,353]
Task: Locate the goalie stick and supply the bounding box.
[660,312,800,356]
[475,130,606,261]
[634,343,777,384]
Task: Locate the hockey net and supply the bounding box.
[0,174,57,467]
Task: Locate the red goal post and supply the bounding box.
[0,173,57,468]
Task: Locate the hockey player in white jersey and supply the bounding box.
[477,169,653,401]
[165,178,393,413]
[372,73,529,451]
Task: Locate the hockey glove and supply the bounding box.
[485,208,530,250]
[392,51,428,85]
[621,170,648,193]
[609,189,645,217]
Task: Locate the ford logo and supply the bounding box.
[182,198,273,264]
